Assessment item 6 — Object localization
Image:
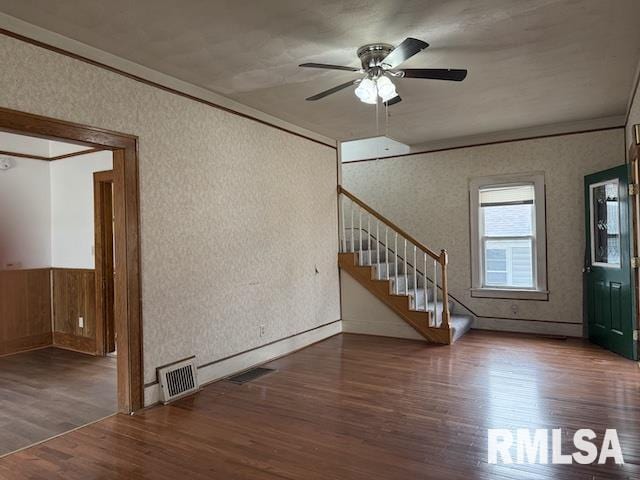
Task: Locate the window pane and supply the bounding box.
[486,271,507,284]
[591,181,620,265]
[484,239,534,288]
[511,246,533,287]
[483,204,533,237]
[486,248,507,271]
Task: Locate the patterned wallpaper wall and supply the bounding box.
[343,129,625,331]
[0,35,341,385]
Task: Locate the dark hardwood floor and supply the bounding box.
[0,332,638,479]
[0,347,116,456]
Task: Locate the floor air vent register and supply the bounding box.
[227,367,275,384]
[158,357,199,404]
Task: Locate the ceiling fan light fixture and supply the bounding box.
[376,76,397,102]
[354,77,378,104]
[301,37,467,103]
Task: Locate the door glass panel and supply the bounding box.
[591,180,620,266]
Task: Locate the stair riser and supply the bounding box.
[357,250,392,264]
[345,239,381,252]
[391,275,425,291]
[409,298,454,313]
[346,241,400,256]
[408,288,444,303]
[373,262,407,277]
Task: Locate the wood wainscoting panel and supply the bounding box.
[52,268,97,355]
[0,269,52,356]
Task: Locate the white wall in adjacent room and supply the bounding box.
[0,156,51,269]
[50,150,113,269]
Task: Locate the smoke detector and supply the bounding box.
[0,157,14,171]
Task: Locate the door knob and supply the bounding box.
[584,266,592,273]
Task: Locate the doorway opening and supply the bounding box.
[94,170,116,357]
[0,107,142,455]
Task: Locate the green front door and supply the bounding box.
[585,164,636,360]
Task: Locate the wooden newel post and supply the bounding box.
[439,249,451,329]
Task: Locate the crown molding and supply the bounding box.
[0,13,336,149]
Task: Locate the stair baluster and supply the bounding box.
[423,253,428,315]
[413,245,418,310]
[367,214,371,265]
[341,196,346,253]
[432,259,439,327]
[440,249,450,328]
[394,232,399,294]
[403,239,408,295]
[385,226,389,280]
[376,220,380,280]
[350,200,355,253]
[358,208,363,264]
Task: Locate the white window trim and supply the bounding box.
[469,172,548,300]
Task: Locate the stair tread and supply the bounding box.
[450,313,473,342]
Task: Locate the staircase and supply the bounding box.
[338,186,473,345]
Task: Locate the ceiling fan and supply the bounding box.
[300,37,467,106]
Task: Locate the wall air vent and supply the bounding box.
[157,356,199,404]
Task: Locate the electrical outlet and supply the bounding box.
[259,325,265,337]
[79,316,84,328]
[511,304,519,316]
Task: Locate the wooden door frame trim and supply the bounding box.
[0,106,143,412]
[0,149,50,160]
[0,147,104,161]
[94,170,114,358]
[630,136,640,360]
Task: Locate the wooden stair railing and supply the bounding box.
[338,186,451,338]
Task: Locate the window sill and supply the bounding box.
[470,288,549,301]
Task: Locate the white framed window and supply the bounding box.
[469,173,548,300]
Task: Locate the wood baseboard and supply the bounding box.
[52,332,97,355]
[144,320,342,407]
[0,333,52,357]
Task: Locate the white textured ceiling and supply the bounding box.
[1,0,640,145]
[0,131,88,158]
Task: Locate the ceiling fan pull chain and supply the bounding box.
[375,97,380,138]
[385,102,389,138]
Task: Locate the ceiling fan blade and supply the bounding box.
[384,95,402,107]
[381,38,429,69]
[400,68,467,81]
[299,62,360,72]
[306,80,358,101]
